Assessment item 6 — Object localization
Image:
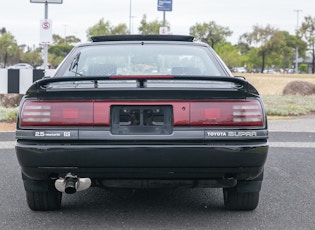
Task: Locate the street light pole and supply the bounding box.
[129,0,132,34]
[294,9,302,73]
[30,0,63,69]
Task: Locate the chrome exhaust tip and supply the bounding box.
[55,173,91,194]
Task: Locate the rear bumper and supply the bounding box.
[16,141,268,181]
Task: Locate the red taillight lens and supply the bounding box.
[190,100,264,127]
[20,101,94,126]
[19,100,264,128]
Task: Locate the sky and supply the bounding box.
[1,0,314,47]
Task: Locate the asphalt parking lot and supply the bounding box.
[0,115,314,229]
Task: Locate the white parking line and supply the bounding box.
[269,142,315,148]
[1,141,315,149]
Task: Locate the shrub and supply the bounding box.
[0,107,18,122]
[298,64,308,73]
[263,95,315,116]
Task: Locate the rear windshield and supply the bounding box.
[62,44,225,77]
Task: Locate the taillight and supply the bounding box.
[19,100,264,128]
[189,100,264,127]
[20,101,94,126]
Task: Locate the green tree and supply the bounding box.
[20,46,42,67]
[243,47,261,72]
[189,21,232,49]
[64,35,81,44]
[215,42,244,69]
[0,27,6,35]
[53,34,81,45]
[239,30,306,72]
[279,31,307,69]
[298,63,308,73]
[47,33,81,67]
[240,24,281,73]
[111,24,128,35]
[86,18,128,39]
[300,16,315,73]
[48,44,73,68]
[138,14,170,35]
[0,31,19,67]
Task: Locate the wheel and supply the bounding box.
[223,188,259,211]
[26,189,62,211]
[21,173,62,211]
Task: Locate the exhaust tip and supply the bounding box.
[64,179,78,194]
[55,174,91,194]
[65,187,77,194]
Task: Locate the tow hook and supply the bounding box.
[55,173,91,194]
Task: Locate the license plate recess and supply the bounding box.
[111,105,172,135]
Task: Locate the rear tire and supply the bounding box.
[223,188,259,210]
[22,173,62,211]
[26,189,62,211]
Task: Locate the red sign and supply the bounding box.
[42,21,51,30]
[40,19,52,45]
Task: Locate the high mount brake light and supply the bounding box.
[19,100,264,128]
[109,75,174,80]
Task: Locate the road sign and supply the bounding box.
[159,27,169,34]
[30,0,63,3]
[40,19,53,45]
[157,0,172,11]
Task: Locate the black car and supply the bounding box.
[15,35,268,211]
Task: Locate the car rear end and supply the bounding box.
[15,35,268,211]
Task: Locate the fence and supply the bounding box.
[0,69,55,94]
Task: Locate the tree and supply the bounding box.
[239,25,281,73]
[111,24,129,35]
[0,31,19,67]
[46,33,82,68]
[298,63,308,73]
[20,46,43,67]
[239,29,306,72]
[48,43,73,68]
[53,34,81,45]
[300,16,315,73]
[0,27,6,35]
[243,47,261,72]
[279,31,307,69]
[138,14,170,35]
[86,18,128,39]
[189,21,232,49]
[215,42,244,69]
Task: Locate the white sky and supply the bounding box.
[1,0,314,47]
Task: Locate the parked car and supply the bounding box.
[232,66,247,73]
[8,63,33,69]
[15,35,268,211]
[36,63,52,70]
[263,68,278,74]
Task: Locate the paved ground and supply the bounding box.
[268,114,315,132]
[0,115,314,229]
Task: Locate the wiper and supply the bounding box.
[71,71,83,76]
[69,52,83,76]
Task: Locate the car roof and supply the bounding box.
[15,63,31,65]
[90,34,195,43]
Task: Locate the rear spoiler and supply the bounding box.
[25,75,259,99]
